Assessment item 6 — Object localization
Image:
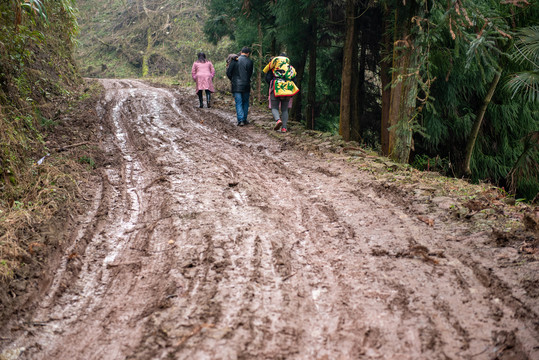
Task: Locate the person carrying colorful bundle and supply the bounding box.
[263,53,299,133]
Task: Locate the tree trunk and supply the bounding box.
[380,11,393,156]
[255,18,262,103]
[339,0,356,141]
[306,15,317,130]
[387,2,419,163]
[353,16,365,142]
[462,71,501,176]
[339,0,357,141]
[142,27,152,77]
[290,47,307,123]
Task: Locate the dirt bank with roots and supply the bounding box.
[0,79,537,360]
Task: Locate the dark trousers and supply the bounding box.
[197,90,211,108]
[233,92,250,124]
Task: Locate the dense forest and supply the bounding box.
[72,0,538,200]
[202,0,539,201]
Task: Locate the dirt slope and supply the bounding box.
[1,79,537,360]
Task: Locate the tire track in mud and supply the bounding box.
[1,79,537,360]
[369,182,539,358]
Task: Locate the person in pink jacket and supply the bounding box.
[191,52,215,108]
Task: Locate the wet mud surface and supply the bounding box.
[1,79,538,359]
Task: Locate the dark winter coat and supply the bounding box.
[226,54,253,93]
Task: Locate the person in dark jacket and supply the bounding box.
[226,47,253,126]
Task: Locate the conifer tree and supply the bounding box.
[419,0,538,199]
[339,0,358,141]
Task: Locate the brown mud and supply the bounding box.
[0,79,537,360]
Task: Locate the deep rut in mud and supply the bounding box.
[1,79,537,360]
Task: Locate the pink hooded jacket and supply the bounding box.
[191,61,215,93]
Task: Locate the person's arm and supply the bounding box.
[265,70,273,84]
[226,60,235,80]
[210,62,215,78]
[191,62,197,80]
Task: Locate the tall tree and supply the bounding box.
[386,0,422,163]
[339,0,358,141]
[305,6,318,129]
[380,5,393,155]
[204,0,242,43]
[418,0,538,198]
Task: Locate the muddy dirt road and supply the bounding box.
[1,79,538,359]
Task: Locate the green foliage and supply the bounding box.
[76,0,233,82]
[78,155,96,169]
[412,154,450,174]
[316,114,339,134]
[0,0,80,200]
[506,131,539,196]
[0,0,82,283]
[21,0,49,24]
[203,0,242,44]
[416,0,538,199]
[506,26,539,102]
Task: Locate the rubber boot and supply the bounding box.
[206,92,211,108]
[197,91,204,108]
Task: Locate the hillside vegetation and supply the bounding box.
[76,0,234,89]
[1,0,79,197]
[0,0,95,313]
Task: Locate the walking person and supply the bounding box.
[263,53,299,133]
[226,47,253,126]
[191,52,215,108]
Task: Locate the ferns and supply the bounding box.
[506,26,539,102]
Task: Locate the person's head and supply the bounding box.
[226,53,238,67]
[279,52,287,57]
[241,47,251,56]
[197,52,206,62]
